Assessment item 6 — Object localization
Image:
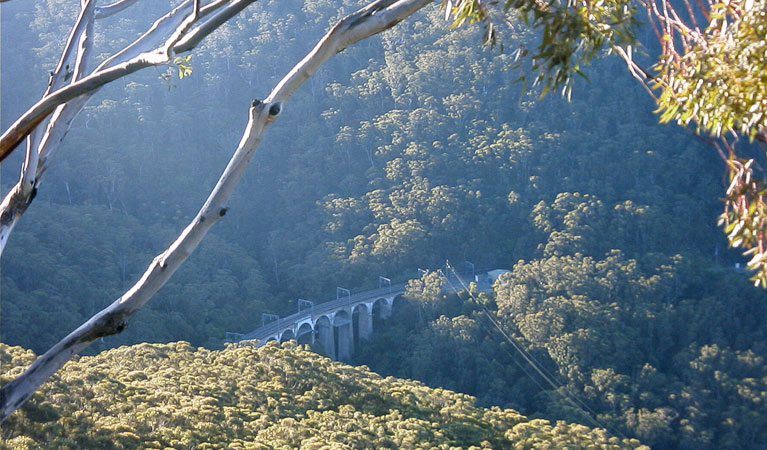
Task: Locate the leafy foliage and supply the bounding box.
[718,157,767,285]
[647,0,767,284]
[653,0,767,140]
[173,55,194,80]
[444,0,639,98]
[0,342,645,449]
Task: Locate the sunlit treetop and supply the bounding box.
[445,0,767,286]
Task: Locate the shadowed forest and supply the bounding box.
[1,0,766,448]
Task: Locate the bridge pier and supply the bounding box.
[337,323,353,361]
[334,310,353,361]
[356,304,373,341]
[316,316,335,360]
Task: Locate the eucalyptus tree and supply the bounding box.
[446,0,767,284]
[4,0,761,427]
[0,0,431,423]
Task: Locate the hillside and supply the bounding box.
[1,341,644,449]
[3,1,767,449]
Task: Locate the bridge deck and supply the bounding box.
[233,271,483,344]
[237,284,406,343]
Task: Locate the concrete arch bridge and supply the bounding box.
[227,270,488,361]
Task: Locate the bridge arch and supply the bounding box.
[296,322,314,345]
[392,293,408,310]
[279,329,295,343]
[371,297,392,321]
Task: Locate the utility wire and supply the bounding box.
[440,261,629,443]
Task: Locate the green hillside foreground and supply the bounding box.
[1,341,645,449]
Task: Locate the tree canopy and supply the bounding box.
[0,341,647,449]
[448,0,767,284]
[2,0,767,446]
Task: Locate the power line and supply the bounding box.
[440,261,629,442]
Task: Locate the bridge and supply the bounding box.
[227,269,488,361]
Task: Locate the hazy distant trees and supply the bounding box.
[0,0,431,422]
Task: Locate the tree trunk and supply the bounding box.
[0,0,432,423]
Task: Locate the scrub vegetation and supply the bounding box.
[2,0,766,448]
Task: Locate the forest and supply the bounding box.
[2,0,767,448]
[0,341,646,449]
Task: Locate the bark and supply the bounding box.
[0,0,97,252]
[0,0,238,163]
[95,0,141,19]
[0,0,254,256]
[0,0,433,423]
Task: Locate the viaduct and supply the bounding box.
[227,270,487,361]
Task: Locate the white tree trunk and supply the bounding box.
[0,0,256,255]
[0,0,432,423]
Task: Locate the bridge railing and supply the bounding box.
[237,283,409,342]
[232,270,481,343]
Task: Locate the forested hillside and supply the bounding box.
[2,0,741,352]
[2,0,766,448]
[0,342,646,449]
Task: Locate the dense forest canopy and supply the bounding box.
[2,0,767,448]
[447,0,767,284]
[0,341,647,449]
[0,0,441,422]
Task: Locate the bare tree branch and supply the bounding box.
[0,0,256,256]
[0,0,250,164]
[94,0,140,19]
[174,0,264,53]
[0,1,98,253]
[0,0,433,423]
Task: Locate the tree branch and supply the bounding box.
[0,0,255,164]
[268,0,430,104]
[0,0,259,257]
[174,0,262,54]
[94,0,140,19]
[0,1,97,254]
[0,0,433,423]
